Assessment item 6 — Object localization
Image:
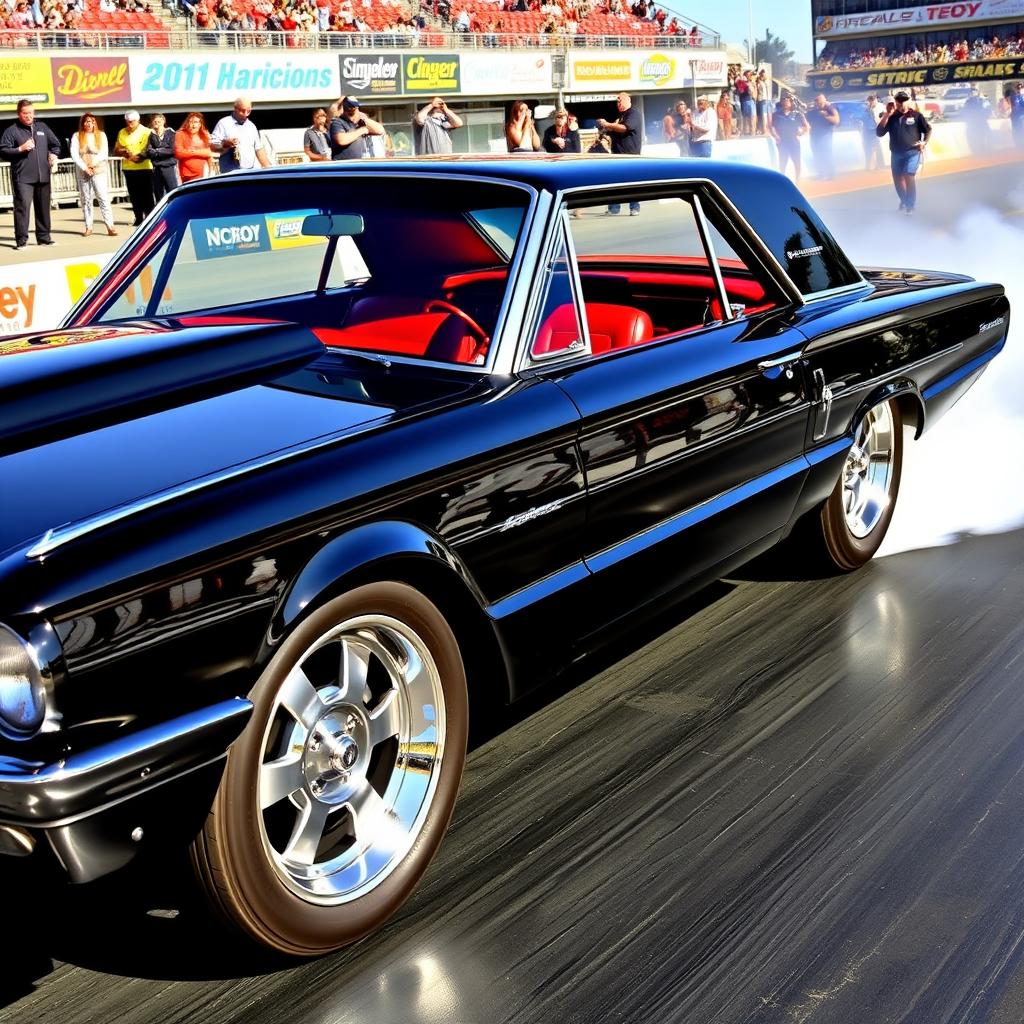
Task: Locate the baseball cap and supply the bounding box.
[341,96,360,109]
[893,91,910,102]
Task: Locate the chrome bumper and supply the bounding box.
[0,698,252,828]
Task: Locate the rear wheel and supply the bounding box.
[191,582,468,956]
[809,399,904,572]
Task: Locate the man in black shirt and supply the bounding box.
[0,99,61,250]
[330,97,385,160]
[597,92,642,215]
[876,91,931,214]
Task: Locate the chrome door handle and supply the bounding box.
[757,351,804,371]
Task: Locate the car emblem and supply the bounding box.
[500,498,567,532]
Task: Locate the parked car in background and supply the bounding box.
[0,157,1008,957]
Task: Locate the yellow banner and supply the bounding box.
[573,61,632,82]
[0,58,55,111]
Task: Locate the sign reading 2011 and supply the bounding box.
[132,56,337,103]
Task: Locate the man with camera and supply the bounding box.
[330,97,385,161]
[413,97,463,156]
[211,97,271,175]
[876,91,931,214]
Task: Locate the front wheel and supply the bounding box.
[810,399,904,572]
[191,582,468,956]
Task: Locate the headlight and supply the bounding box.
[0,623,49,736]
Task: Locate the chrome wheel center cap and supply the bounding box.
[304,708,365,798]
[846,445,869,477]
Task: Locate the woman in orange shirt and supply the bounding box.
[174,112,216,184]
[716,89,733,141]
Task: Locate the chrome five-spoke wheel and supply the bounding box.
[815,398,905,572]
[258,615,446,905]
[842,401,896,539]
[192,583,468,956]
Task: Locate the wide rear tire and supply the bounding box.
[191,582,468,957]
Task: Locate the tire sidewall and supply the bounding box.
[209,581,468,956]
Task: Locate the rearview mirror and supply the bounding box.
[301,214,365,237]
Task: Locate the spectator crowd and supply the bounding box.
[817,30,1024,70]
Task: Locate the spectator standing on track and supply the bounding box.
[303,108,331,162]
[671,100,690,156]
[876,90,931,214]
[736,71,754,136]
[687,95,717,158]
[963,88,993,155]
[329,97,384,160]
[211,97,271,174]
[1004,82,1024,147]
[771,93,808,181]
[598,92,642,214]
[413,97,463,155]
[1,99,60,251]
[147,113,178,203]
[754,69,769,135]
[542,109,580,153]
[662,105,678,144]
[175,112,215,183]
[716,89,733,140]
[115,110,154,227]
[861,94,883,171]
[805,93,840,181]
[70,111,117,238]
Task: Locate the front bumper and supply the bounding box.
[0,698,252,827]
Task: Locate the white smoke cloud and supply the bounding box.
[824,200,1024,556]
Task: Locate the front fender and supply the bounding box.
[272,520,483,639]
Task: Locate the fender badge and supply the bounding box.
[979,317,1005,332]
[500,498,567,532]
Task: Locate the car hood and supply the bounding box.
[0,321,482,558]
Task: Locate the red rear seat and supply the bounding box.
[533,303,654,357]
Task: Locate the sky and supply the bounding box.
[690,0,814,64]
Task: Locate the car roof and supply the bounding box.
[213,155,790,196]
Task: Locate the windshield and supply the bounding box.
[87,175,532,367]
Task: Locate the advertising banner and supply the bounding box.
[0,58,55,111]
[809,56,1024,92]
[129,54,338,106]
[461,53,550,95]
[51,56,132,106]
[402,54,460,93]
[569,50,728,90]
[0,253,112,337]
[815,0,1024,39]
[339,53,403,97]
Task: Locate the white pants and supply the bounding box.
[78,171,114,230]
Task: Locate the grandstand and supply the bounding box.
[811,0,1024,92]
[1,0,717,49]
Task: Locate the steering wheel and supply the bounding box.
[423,299,490,352]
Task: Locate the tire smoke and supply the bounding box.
[824,201,1024,555]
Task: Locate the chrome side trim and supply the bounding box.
[0,697,252,827]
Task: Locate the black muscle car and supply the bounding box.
[0,157,1008,956]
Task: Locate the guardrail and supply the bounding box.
[0,157,129,211]
[0,27,720,51]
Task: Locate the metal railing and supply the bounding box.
[0,157,129,211]
[0,26,720,50]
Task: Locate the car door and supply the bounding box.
[523,190,812,638]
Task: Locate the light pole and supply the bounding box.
[748,0,755,66]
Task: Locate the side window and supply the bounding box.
[528,220,586,361]
[563,194,781,350]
